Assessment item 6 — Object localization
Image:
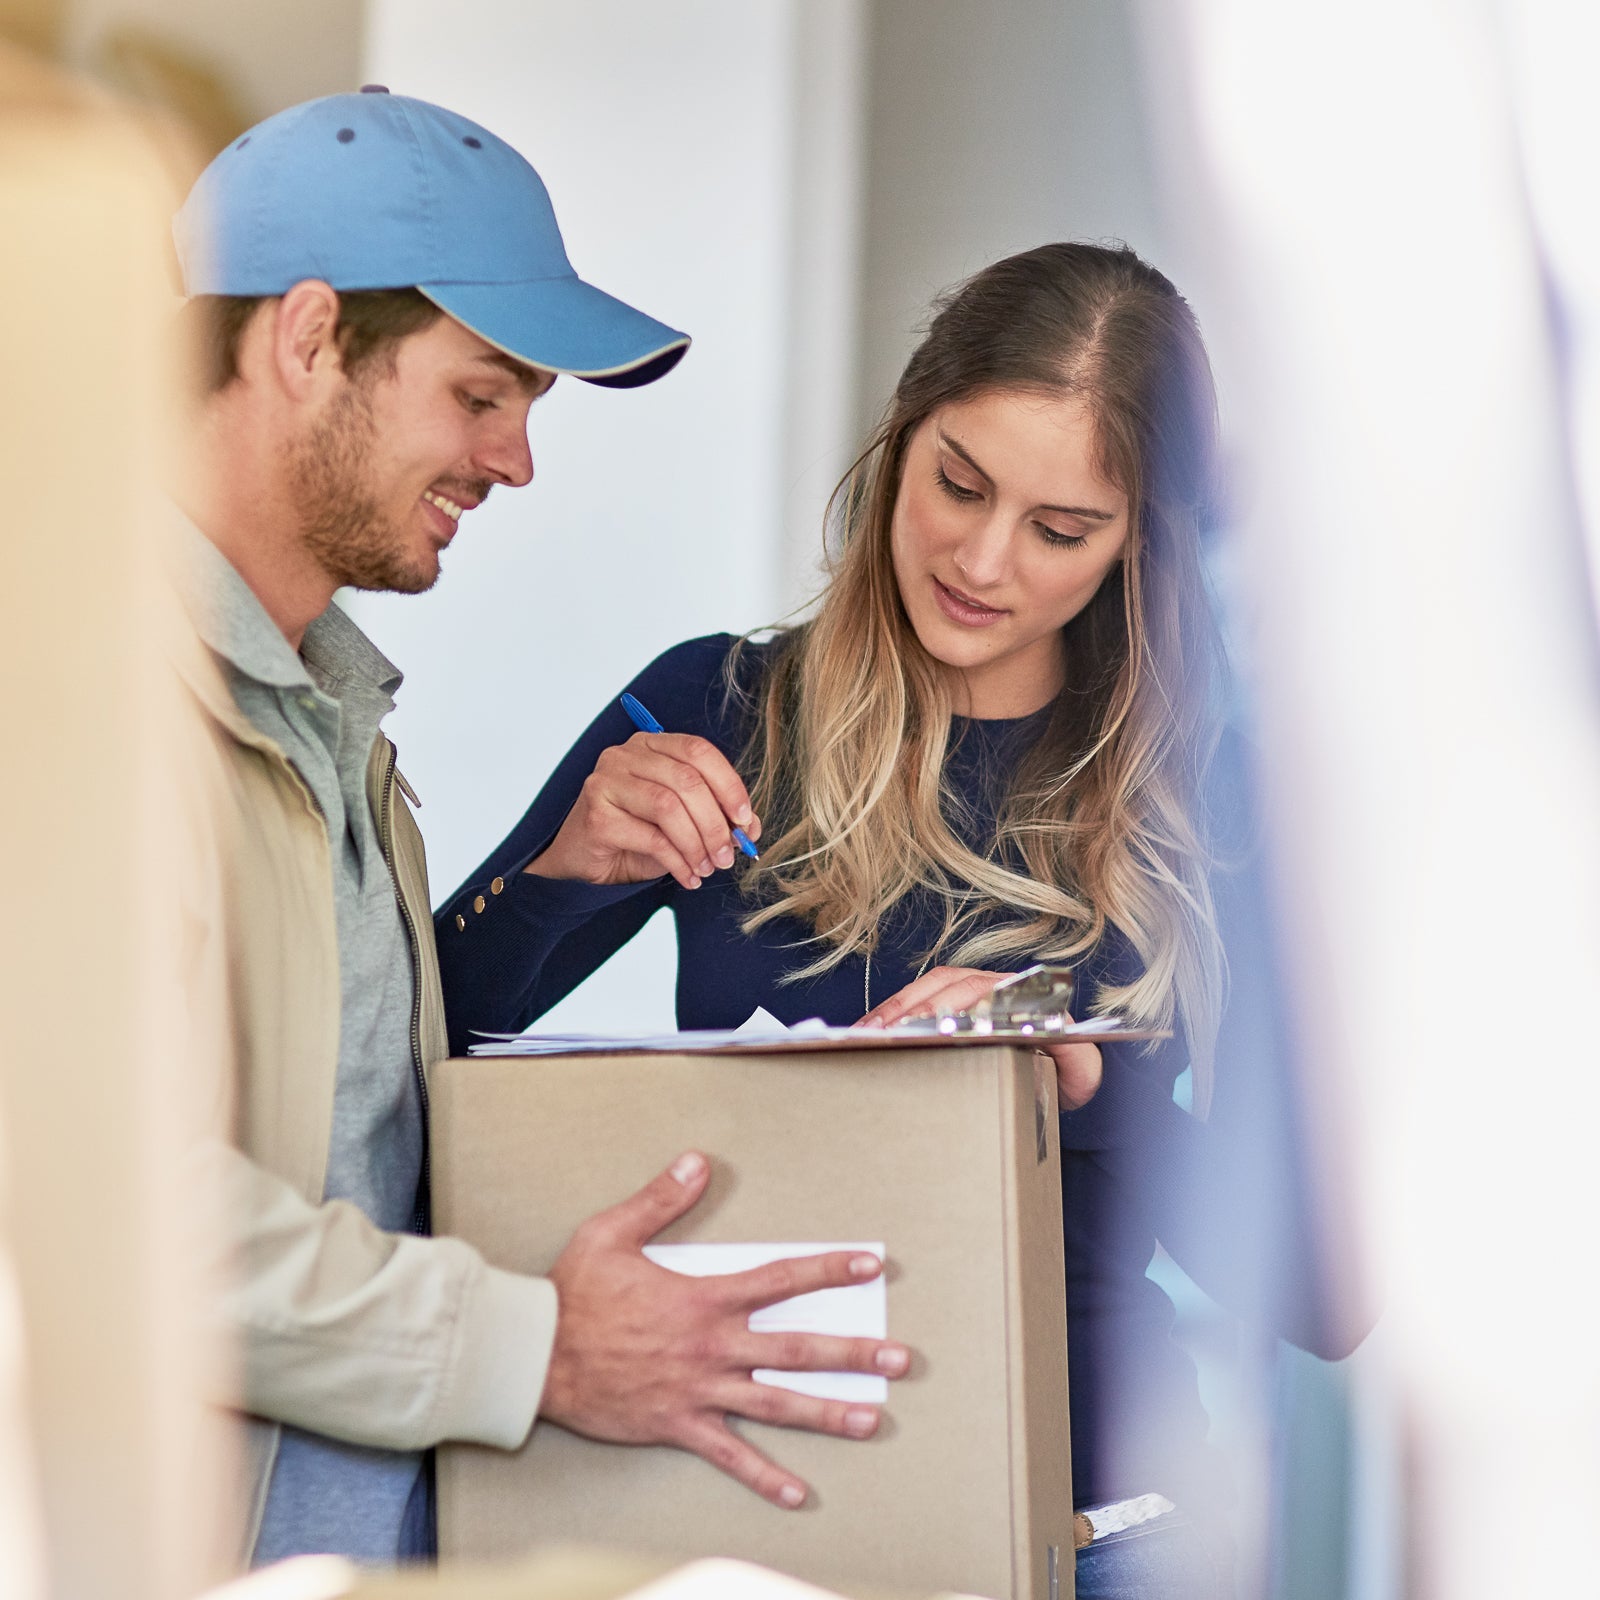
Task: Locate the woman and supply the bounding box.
[437,243,1357,1595]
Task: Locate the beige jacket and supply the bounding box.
[171,607,557,1565]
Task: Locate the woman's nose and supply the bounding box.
[952,518,1012,589]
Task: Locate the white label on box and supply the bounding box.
[641,1241,889,1403]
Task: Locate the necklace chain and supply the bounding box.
[863,947,936,1016]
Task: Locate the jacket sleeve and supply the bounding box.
[435,636,743,1054]
[196,1138,557,1452]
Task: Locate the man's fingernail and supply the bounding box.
[779,1483,805,1508]
[738,807,754,827]
[875,1344,909,1375]
[716,847,735,868]
[845,1407,878,1437]
[850,1253,882,1278]
[699,859,713,876]
[670,1153,705,1185]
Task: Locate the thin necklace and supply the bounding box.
[864,946,936,1016]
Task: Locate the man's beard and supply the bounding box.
[288,381,437,595]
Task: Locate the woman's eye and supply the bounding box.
[935,464,982,502]
[1038,524,1089,550]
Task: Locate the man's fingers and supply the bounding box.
[678,1415,809,1509]
[735,1330,910,1378]
[583,1151,709,1249]
[723,1247,883,1308]
[722,1379,884,1439]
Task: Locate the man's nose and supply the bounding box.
[478,419,534,488]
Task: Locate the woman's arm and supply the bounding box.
[434,634,750,1054]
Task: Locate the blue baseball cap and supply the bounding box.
[173,87,689,388]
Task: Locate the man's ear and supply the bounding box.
[270,280,344,399]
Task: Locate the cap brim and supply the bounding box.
[418,277,689,388]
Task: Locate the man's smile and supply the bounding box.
[422,488,465,522]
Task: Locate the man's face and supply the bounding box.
[288,313,554,594]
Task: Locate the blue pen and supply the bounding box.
[620,692,760,859]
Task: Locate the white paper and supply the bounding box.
[467,1005,1125,1055]
[466,1013,850,1055]
[642,1241,889,1403]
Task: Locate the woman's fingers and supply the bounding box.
[858,966,1007,1028]
[609,736,752,872]
[1043,1040,1104,1110]
[533,731,762,889]
[587,799,708,890]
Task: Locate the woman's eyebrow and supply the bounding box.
[937,430,1118,521]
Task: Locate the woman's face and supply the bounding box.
[889,388,1131,718]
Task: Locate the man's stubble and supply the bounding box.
[288,379,437,596]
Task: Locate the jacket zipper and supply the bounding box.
[378,739,432,1235]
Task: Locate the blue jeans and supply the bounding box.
[1073,1510,1234,1599]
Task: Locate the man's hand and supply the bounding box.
[859,965,1104,1111]
[541,1151,911,1509]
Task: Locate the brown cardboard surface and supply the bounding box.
[433,1047,1073,1600]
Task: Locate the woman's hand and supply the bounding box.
[857,965,1103,1111]
[526,732,761,890]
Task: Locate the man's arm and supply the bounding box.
[197,1139,554,1452]
[201,1141,909,1505]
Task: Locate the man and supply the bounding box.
[167,88,909,1568]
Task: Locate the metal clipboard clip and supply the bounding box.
[931,963,1077,1036]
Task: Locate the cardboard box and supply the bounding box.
[433,1045,1074,1600]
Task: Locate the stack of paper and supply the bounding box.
[466,1009,849,1056]
[467,1006,1129,1056]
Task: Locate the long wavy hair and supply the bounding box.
[737,243,1228,1110]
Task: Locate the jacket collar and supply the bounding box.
[166,508,403,719]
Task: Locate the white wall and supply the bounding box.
[857,0,1171,428]
[354,0,853,1032]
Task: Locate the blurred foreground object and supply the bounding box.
[1141,0,1600,1594]
[0,41,234,1600]
[92,22,250,157]
[200,1547,978,1600]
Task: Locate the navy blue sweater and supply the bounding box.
[436,634,1348,1512]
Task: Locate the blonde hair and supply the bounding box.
[736,244,1228,1111]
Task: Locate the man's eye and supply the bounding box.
[459,392,497,414]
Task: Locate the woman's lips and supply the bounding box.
[932,576,1009,627]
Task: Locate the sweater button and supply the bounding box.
[490,876,505,895]
[473,895,486,914]
[455,914,466,932]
